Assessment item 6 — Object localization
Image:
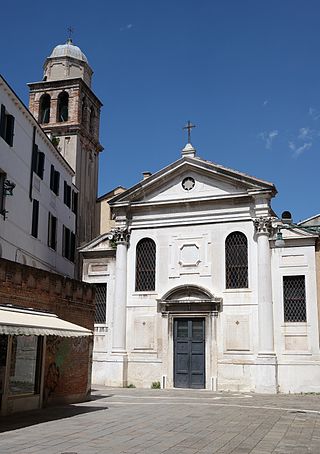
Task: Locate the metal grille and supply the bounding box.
[94,283,107,324]
[135,238,156,291]
[225,232,248,288]
[283,276,306,322]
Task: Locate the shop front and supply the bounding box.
[0,305,92,415]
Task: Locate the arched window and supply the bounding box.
[135,238,156,291]
[57,92,69,122]
[225,232,248,289]
[39,93,51,124]
[89,107,95,134]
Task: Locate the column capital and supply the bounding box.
[253,217,272,235]
[110,227,130,245]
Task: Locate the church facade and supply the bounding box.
[81,143,320,394]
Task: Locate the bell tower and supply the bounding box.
[28,39,103,274]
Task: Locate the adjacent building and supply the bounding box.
[0,74,77,277]
[0,37,101,413]
[81,142,320,394]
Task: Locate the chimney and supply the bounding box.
[142,171,152,180]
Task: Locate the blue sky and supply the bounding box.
[2,0,320,221]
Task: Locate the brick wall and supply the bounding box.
[0,257,94,330]
[0,257,95,406]
[44,335,93,406]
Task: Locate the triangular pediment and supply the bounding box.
[79,233,115,254]
[282,227,318,240]
[110,156,276,206]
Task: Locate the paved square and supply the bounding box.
[1,387,320,453]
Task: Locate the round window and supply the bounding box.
[182,177,195,191]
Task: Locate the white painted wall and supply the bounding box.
[0,76,76,277]
[271,241,320,392]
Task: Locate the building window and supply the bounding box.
[57,92,69,122]
[0,104,15,147]
[94,283,107,324]
[39,93,51,124]
[0,170,6,217]
[64,181,71,208]
[283,275,306,322]
[48,212,57,250]
[50,165,60,196]
[31,199,39,238]
[225,231,248,289]
[62,225,75,262]
[135,238,156,291]
[32,145,45,180]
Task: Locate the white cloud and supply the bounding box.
[259,130,278,150]
[120,24,133,31]
[263,100,269,107]
[309,107,320,120]
[289,141,312,157]
[298,127,312,140]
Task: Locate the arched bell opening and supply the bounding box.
[57,91,69,122]
[39,93,51,124]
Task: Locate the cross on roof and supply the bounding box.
[183,121,196,143]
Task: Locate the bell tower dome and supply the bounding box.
[44,38,93,87]
[28,39,103,275]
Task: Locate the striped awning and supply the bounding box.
[0,306,92,337]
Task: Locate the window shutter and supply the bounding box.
[38,152,45,179]
[70,232,75,262]
[6,114,14,146]
[47,212,51,246]
[50,165,55,190]
[65,227,70,259]
[64,182,71,207]
[62,225,66,257]
[54,171,60,195]
[31,199,39,238]
[64,181,67,204]
[32,144,38,172]
[0,105,6,139]
[52,215,57,250]
[67,185,71,207]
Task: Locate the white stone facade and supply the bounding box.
[81,147,320,393]
[0,75,76,277]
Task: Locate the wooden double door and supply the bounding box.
[174,318,205,389]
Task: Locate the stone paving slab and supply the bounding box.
[0,387,320,453]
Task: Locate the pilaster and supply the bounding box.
[109,227,130,387]
[254,217,278,393]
